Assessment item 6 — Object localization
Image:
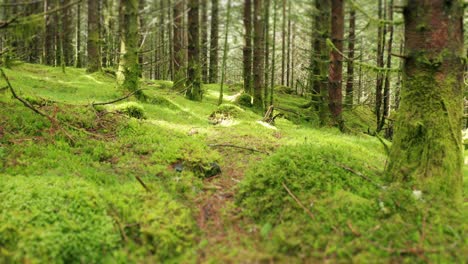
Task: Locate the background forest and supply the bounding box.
[0,0,467,263]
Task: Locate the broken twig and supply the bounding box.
[282,182,315,219]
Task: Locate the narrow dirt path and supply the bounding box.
[195,130,277,262]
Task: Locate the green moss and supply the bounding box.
[235,93,253,108]
[110,102,146,119]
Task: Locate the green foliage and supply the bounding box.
[235,93,253,108]
[209,104,244,124]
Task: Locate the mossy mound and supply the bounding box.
[110,102,145,119]
[237,138,467,262]
[235,93,253,108]
[209,104,244,124]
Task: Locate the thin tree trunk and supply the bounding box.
[280,0,286,85]
[186,0,202,100]
[252,0,264,109]
[269,0,277,107]
[173,0,185,90]
[328,0,344,130]
[243,0,253,94]
[168,0,173,80]
[208,0,219,83]
[286,0,291,87]
[345,7,355,108]
[379,0,393,132]
[375,0,386,128]
[44,0,56,66]
[263,0,270,103]
[395,41,403,110]
[201,0,208,83]
[218,0,232,105]
[387,0,464,203]
[75,2,82,67]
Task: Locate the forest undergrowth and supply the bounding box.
[0,63,466,263]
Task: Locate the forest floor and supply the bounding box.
[0,63,467,263]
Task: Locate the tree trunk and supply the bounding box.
[186,0,202,101]
[269,0,277,107]
[201,0,208,83]
[173,0,185,90]
[44,0,56,66]
[243,0,252,94]
[75,2,82,67]
[117,0,140,96]
[280,0,286,85]
[345,7,355,108]
[286,0,291,87]
[328,0,344,130]
[87,0,101,72]
[208,0,219,83]
[379,0,394,132]
[387,0,464,202]
[168,0,174,80]
[61,0,73,66]
[375,0,386,128]
[217,0,232,105]
[263,0,270,104]
[252,0,264,109]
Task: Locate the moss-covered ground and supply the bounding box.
[0,63,466,263]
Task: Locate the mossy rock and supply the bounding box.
[111,102,145,119]
[235,93,253,108]
[275,85,294,95]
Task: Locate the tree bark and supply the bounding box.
[379,0,393,132]
[387,0,464,202]
[208,0,219,83]
[117,0,140,96]
[173,0,185,90]
[217,0,231,105]
[87,0,101,72]
[280,0,286,85]
[263,0,270,104]
[44,0,56,66]
[186,0,202,101]
[75,1,82,67]
[252,0,264,109]
[375,0,386,128]
[345,7,355,108]
[201,0,208,83]
[328,0,344,130]
[243,0,253,94]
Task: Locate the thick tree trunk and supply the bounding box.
[252,0,265,109]
[44,0,56,66]
[61,0,73,66]
[186,0,202,101]
[328,0,344,130]
[87,0,101,72]
[345,7,355,108]
[208,0,219,83]
[243,0,253,94]
[387,0,464,202]
[173,0,185,90]
[117,0,140,96]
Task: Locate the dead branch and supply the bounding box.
[282,182,315,220]
[135,175,151,192]
[326,159,383,189]
[208,143,269,155]
[91,89,146,107]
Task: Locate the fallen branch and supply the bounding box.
[91,89,146,107]
[208,143,269,155]
[327,159,383,189]
[0,68,99,139]
[282,182,315,220]
[135,175,151,192]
